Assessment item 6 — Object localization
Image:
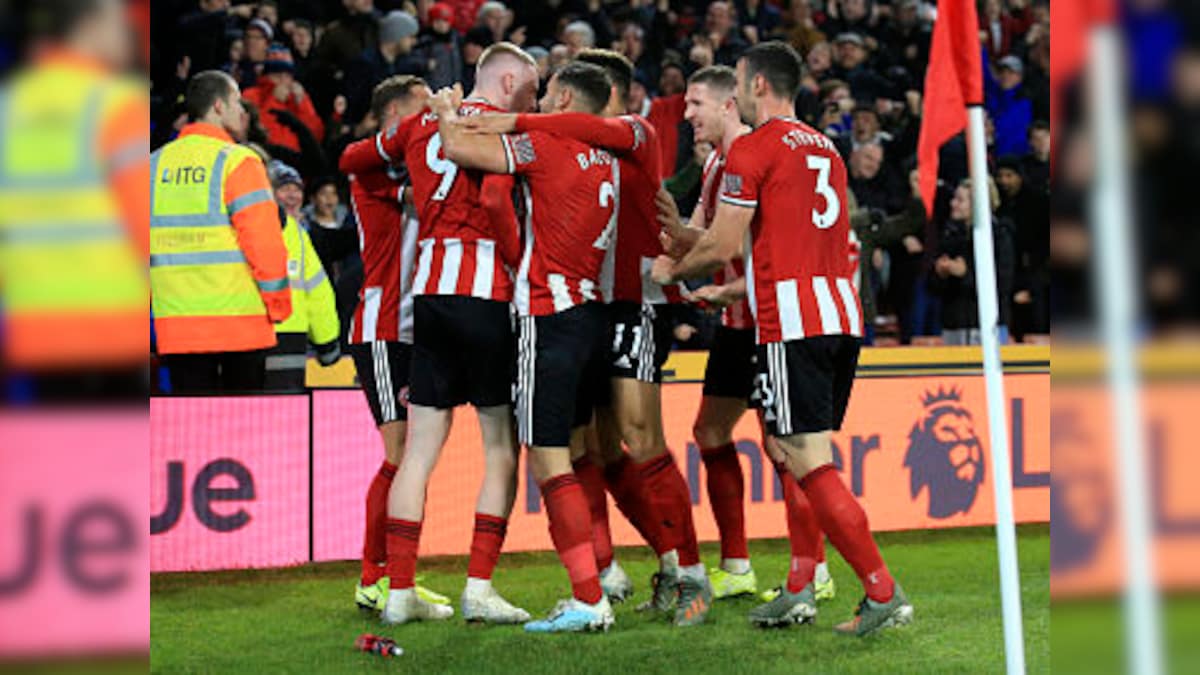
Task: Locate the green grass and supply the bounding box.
[151,524,1048,674]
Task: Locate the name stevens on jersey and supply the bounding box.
[576,147,614,171]
[781,128,836,152]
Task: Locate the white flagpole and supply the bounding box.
[965,104,1026,675]
[1088,24,1165,675]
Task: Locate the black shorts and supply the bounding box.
[607,302,675,384]
[515,302,609,447]
[409,295,514,410]
[702,326,757,400]
[753,336,861,437]
[349,341,411,426]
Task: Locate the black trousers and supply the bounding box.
[162,350,269,394]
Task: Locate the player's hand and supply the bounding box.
[650,255,677,285]
[430,84,464,118]
[690,284,733,309]
[460,113,519,135]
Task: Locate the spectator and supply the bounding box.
[477,1,512,44]
[985,54,1034,157]
[696,1,748,66]
[881,0,931,77]
[344,11,425,124]
[996,155,1049,339]
[527,45,550,81]
[231,18,274,88]
[848,141,907,215]
[736,0,781,46]
[832,32,890,101]
[176,0,256,75]
[563,20,596,57]
[618,22,659,92]
[979,0,1034,58]
[301,176,361,348]
[420,3,465,90]
[256,0,280,30]
[825,0,885,40]
[817,78,854,136]
[288,19,318,87]
[242,44,325,153]
[1022,119,1050,195]
[648,61,687,179]
[783,0,826,57]
[929,179,1014,345]
[314,0,381,72]
[460,27,494,92]
[849,103,892,151]
[806,40,833,81]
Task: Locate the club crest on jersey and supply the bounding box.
[722,173,743,195]
[903,387,986,518]
[511,132,536,165]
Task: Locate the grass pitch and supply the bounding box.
[151,524,1048,674]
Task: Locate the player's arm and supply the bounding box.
[480,173,522,268]
[515,113,639,154]
[651,199,753,283]
[339,135,388,175]
[432,85,512,173]
[102,87,151,260]
[225,155,292,322]
[691,276,746,308]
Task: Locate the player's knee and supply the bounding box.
[692,420,729,450]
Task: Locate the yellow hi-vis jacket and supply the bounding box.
[276,213,340,364]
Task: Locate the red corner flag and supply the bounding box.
[916,0,983,217]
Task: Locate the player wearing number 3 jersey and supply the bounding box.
[436,61,620,633]
[652,42,913,636]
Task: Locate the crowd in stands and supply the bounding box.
[150,0,1051,348]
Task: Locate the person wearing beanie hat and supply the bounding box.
[343,11,427,123]
[419,3,465,90]
[242,41,325,153]
[264,158,342,391]
[984,47,1033,156]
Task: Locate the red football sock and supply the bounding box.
[603,453,665,555]
[700,443,748,561]
[799,464,894,603]
[573,457,615,571]
[635,452,700,567]
[540,473,603,604]
[775,461,819,593]
[467,513,508,580]
[816,536,827,564]
[385,517,421,591]
[362,461,397,586]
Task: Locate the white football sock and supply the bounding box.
[721,558,751,575]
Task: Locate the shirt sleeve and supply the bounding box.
[513,113,637,153]
[499,130,550,176]
[100,86,150,260]
[375,113,415,167]
[719,137,764,209]
[224,154,292,323]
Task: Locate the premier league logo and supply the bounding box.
[904,387,986,518]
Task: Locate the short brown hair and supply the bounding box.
[575,48,634,101]
[370,74,427,120]
[688,65,737,94]
[186,70,237,121]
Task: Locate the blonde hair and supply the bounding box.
[958,178,1000,212]
[478,41,537,72]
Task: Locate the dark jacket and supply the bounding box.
[343,47,429,125]
[930,216,1015,330]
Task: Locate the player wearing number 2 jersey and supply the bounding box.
[340,42,539,628]
[437,61,619,634]
[652,42,912,636]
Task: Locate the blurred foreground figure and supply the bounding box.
[0,0,148,402]
[150,69,291,393]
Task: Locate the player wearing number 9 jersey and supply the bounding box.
[340,43,539,628]
[652,41,911,635]
[437,61,620,633]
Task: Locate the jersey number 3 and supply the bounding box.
[426,133,459,201]
[807,155,841,230]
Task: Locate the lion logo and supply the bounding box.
[904,387,986,518]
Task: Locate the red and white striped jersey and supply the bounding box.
[500,130,617,316]
[374,99,515,302]
[697,147,753,329]
[510,112,684,305]
[720,117,863,344]
[344,165,418,344]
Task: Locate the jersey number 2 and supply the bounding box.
[807,155,841,230]
[426,133,459,201]
[593,179,617,250]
